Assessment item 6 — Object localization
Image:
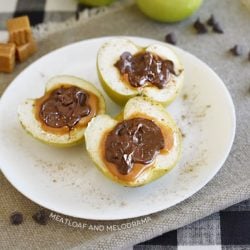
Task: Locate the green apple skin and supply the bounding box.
[135,0,203,22]
[78,0,116,6]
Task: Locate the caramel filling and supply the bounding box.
[35,84,99,135]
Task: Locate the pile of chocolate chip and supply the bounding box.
[194,15,223,34]
[10,209,48,226]
[164,14,250,61]
[164,15,224,45]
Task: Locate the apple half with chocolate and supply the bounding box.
[97,38,184,106]
[85,96,181,186]
[18,75,105,146]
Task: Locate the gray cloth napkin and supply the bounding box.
[0,0,249,249]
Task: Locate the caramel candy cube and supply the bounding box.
[7,16,32,46]
[0,43,16,73]
[16,39,37,62]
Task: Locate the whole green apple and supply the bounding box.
[135,0,203,22]
[78,0,116,7]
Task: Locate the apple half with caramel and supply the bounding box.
[18,75,106,146]
[97,38,184,106]
[85,96,181,187]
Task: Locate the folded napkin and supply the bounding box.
[0,0,249,249]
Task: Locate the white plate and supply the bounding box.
[0,36,236,220]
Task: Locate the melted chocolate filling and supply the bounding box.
[105,118,165,175]
[114,51,176,89]
[39,86,90,129]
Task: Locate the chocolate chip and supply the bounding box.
[230,45,243,56]
[213,22,223,34]
[10,212,23,225]
[165,32,177,45]
[193,18,208,34]
[77,92,87,106]
[121,51,132,61]
[207,14,216,26]
[32,209,48,225]
[79,105,90,116]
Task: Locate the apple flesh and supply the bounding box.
[135,0,203,22]
[77,0,116,7]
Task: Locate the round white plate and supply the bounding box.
[0,36,235,220]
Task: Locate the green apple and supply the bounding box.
[18,75,106,147]
[85,96,182,187]
[77,0,116,7]
[135,0,203,22]
[97,39,184,106]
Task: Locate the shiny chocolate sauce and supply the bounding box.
[114,51,176,89]
[39,86,90,129]
[105,118,165,175]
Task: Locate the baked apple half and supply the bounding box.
[18,75,105,146]
[85,96,181,187]
[97,38,184,106]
